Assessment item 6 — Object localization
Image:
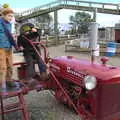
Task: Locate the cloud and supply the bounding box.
[13,8,29,13]
[97,13,120,27]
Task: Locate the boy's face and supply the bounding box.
[3,13,14,22]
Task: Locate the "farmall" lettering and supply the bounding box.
[67,67,84,78]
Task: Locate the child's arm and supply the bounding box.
[17,35,24,51]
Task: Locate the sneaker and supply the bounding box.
[33,74,40,80]
[39,72,49,81]
[28,78,37,89]
[6,81,17,88]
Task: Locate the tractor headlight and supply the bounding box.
[84,75,97,90]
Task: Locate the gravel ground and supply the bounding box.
[2,44,120,120]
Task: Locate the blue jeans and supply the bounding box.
[24,51,46,78]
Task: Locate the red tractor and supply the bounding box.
[49,56,120,120]
[15,41,120,120]
[14,23,120,120]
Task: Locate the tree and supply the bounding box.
[35,13,53,34]
[69,12,93,34]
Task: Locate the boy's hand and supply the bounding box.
[14,46,23,52]
[32,28,37,32]
[14,45,19,52]
[18,46,24,52]
[40,40,45,44]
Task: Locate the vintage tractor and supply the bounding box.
[15,23,120,120]
[48,56,120,120]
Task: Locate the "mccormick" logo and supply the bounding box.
[67,67,84,78]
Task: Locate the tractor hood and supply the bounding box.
[51,56,120,83]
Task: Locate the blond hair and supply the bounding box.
[2,4,14,15]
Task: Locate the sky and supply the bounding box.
[1,0,120,27]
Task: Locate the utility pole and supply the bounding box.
[54,10,58,45]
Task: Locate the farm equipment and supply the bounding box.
[14,23,120,120]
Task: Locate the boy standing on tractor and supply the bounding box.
[0,4,18,89]
[17,23,48,83]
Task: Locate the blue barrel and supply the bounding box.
[106,42,116,57]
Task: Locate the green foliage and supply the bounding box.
[69,12,93,34]
[35,13,53,35]
[35,13,52,28]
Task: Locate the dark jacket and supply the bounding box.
[17,32,40,53]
